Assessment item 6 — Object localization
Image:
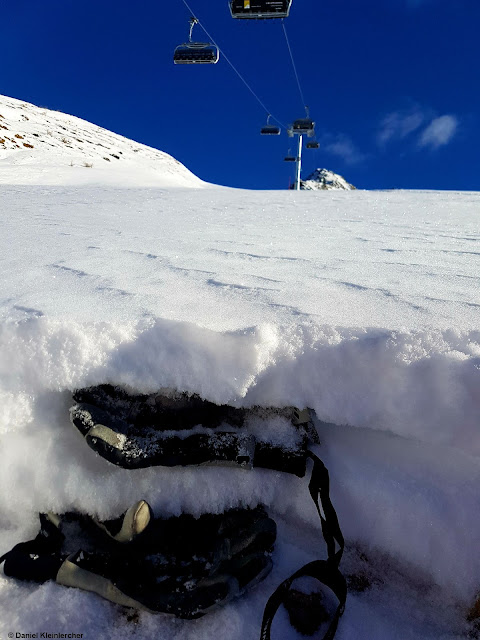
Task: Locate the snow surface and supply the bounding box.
[0,96,479,640]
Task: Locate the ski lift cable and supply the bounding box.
[179,0,287,129]
[281,19,308,113]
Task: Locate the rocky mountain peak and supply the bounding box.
[300,168,355,190]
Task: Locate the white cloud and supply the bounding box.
[322,134,366,165]
[377,107,427,146]
[418,115,459,149]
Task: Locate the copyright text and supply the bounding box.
[7,634,84,639]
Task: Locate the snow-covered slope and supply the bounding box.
[0,95,203,187]
[301,168,355,190]
[0,97,479,640]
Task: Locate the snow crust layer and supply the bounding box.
[0,98,479,639]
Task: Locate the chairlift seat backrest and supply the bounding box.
[230,0,292,19]
[261,125,281,135]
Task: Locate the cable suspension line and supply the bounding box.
[188,16,198,42]
[281,19,308,114]
[179,0,287,130]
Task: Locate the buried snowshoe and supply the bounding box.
[1,504,276,619]
[70,385,315,476]
[2,385,347,639]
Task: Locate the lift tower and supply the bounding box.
[287,112,315,190]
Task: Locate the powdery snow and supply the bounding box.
[0,97,479,640]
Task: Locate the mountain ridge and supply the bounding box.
[0,95,203,188]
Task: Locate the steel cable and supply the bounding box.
[179,0,287,129]
[281,19,307,113]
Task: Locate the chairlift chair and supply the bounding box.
[173,43,219,64]
[174,17,219,65]
[230,0,293,19]
[284,151,296,161]
[261,115,281,136]
[306,141,320,149]
[291,118,315,137]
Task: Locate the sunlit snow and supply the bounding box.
[0,96,479,640]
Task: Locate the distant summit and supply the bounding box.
[300,168,355,191]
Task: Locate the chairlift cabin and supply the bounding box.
[174,16,219,65]
[230,0,292,19]
[174,43,219,64]
[291,118,315,137]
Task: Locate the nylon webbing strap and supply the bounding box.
[260,453,346,640]
[307,452,344,566]
[260,560,346,640]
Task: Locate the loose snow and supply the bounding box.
[0,96,479,640]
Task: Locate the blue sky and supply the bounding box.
[2,0,479,190]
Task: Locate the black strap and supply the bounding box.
[260,452,346,640]
[0,539,64,583]
[307,452,344,567]
[260,560,346,640]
